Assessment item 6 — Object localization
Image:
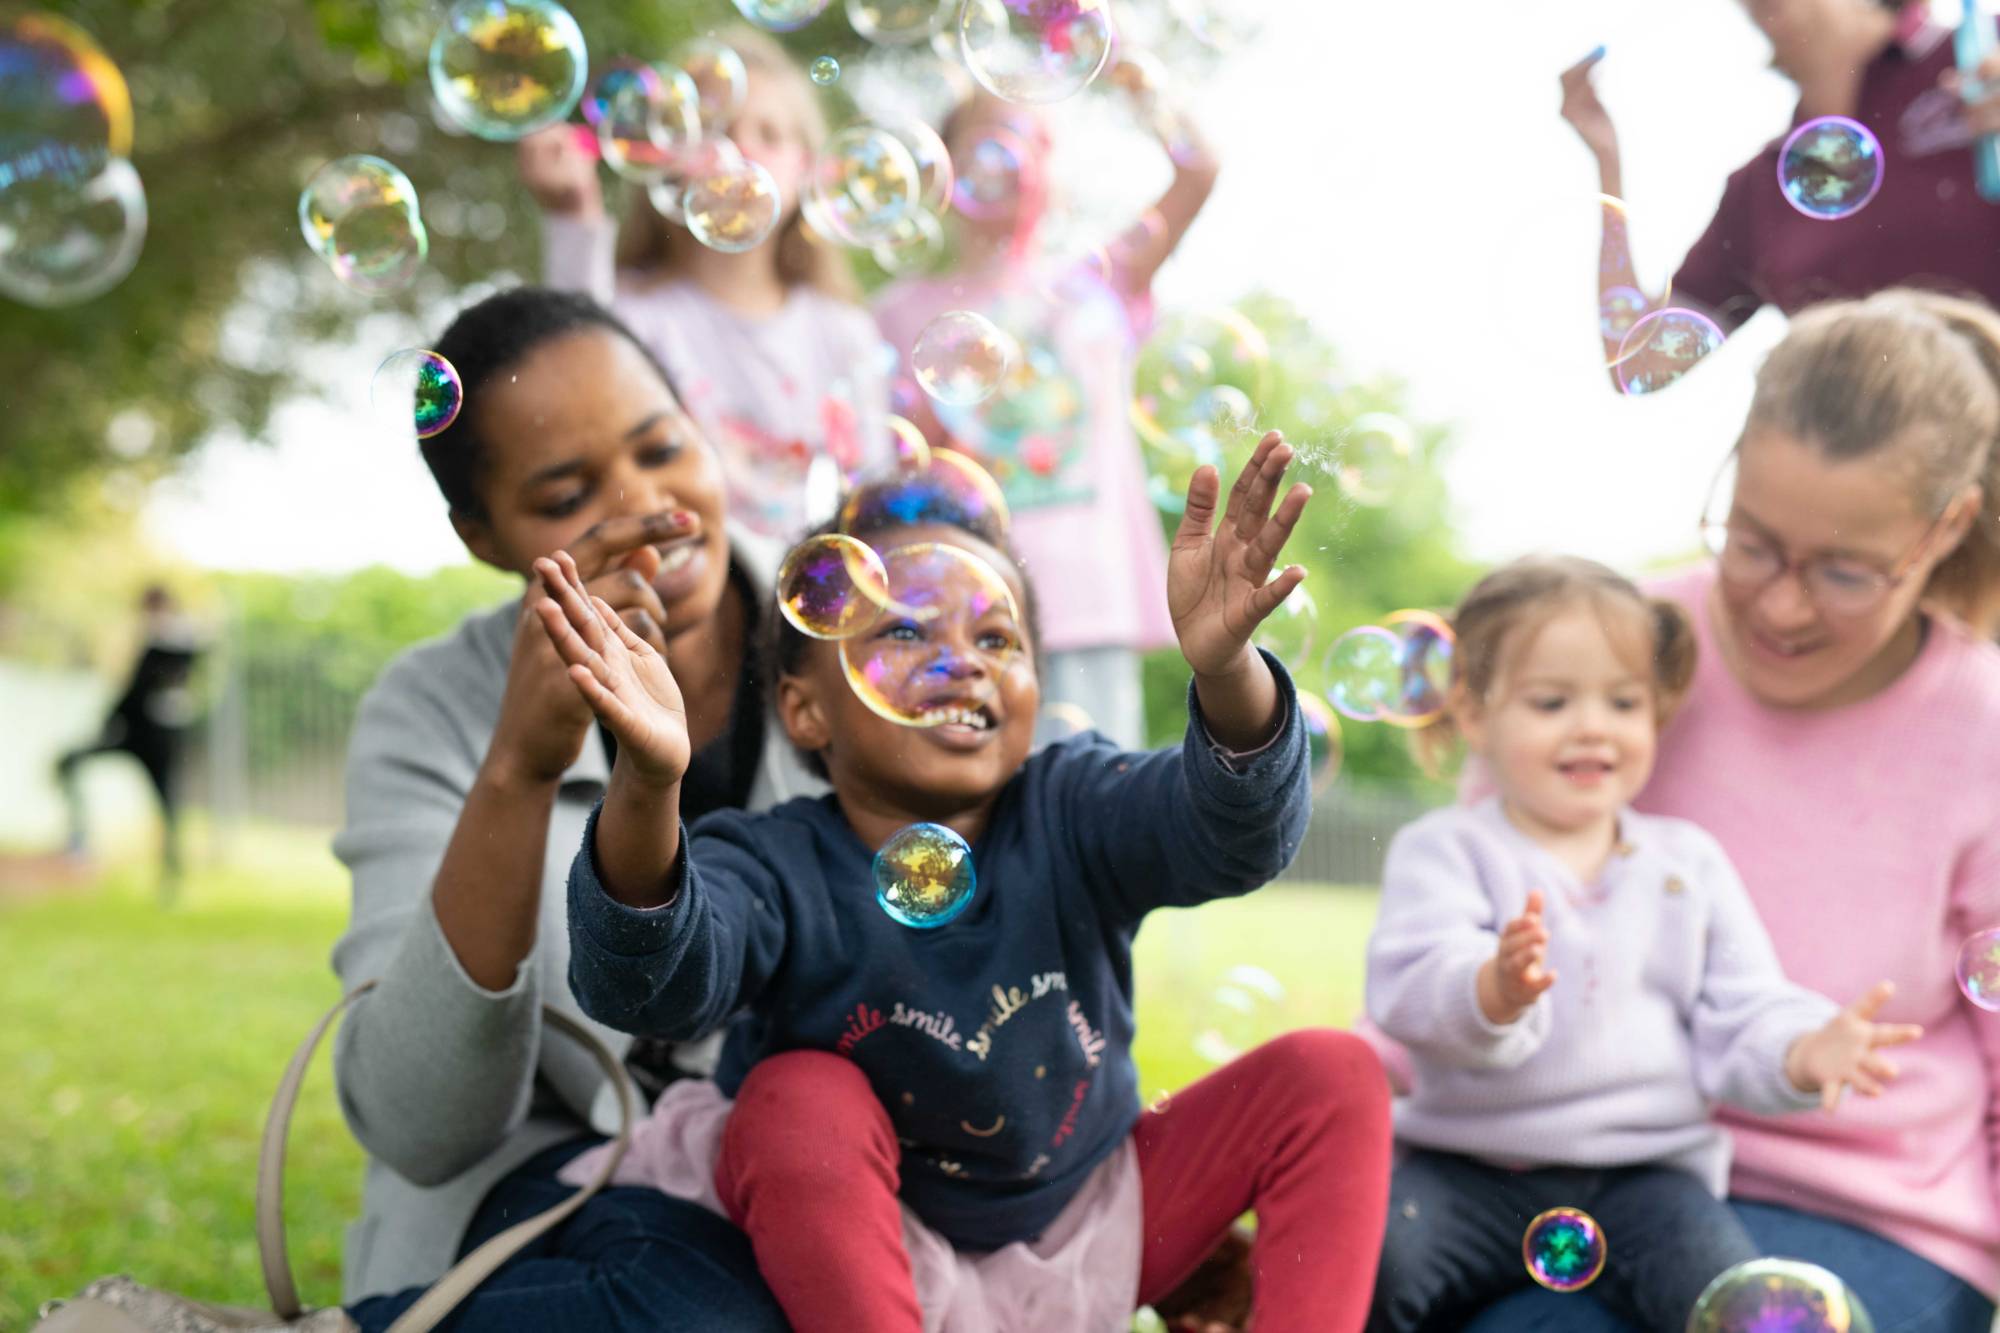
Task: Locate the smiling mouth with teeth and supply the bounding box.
[653,541,699,574]
[918,703,995,731]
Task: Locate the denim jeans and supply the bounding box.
[1368,1149,1760,1332]
[346,1137,789,1333]
[1462,1198,1996,1333]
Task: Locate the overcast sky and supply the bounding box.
[146,0,1817,577]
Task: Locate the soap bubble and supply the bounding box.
[849,0,946,45]
[777,532,893,639]
[871,208,945,274]
[1193,964,1287,1065]
[1956,928,2000,1011]
[429,0,588,142]
[811,55,842,84]
[0,156,146,307]
[913,310,1017,407]
[1689,1258,1874,1333]
[733,0,833,31]
[886,414,935,470]
[683,158,781,253]
[875,822,977,928]
[297,155,428,294]
[1336,413,1416,507]
[370,349,464,443]
[1297,694,1343,795]
[1598,285,1648,347]
[1615,308,1725,396]
[950,125,1034,220]
[1778,115,1883,221]
[1379,609,1454,730]
[671,38,748,133]
[581,59,658,126]
[1195,384,1256,434]
[957,0,1114,104]
[1132,308,1273,458]
[840,540,1027,726]
[0,13,133,196]
[841,447,1012,536]
[808,124,921,244]
[1324,625,1404,724]
[878,113,956,212]
[933,313,1089,489]
[595,65,699,184]
[1522,1207,1607,1293]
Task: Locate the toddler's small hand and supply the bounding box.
[1786,980,1924,1112]
[1479,890,1556,1025]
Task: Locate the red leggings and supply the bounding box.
[714,1029,1393,1332]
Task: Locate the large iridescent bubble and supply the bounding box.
[297,155,428,294]
[0,156,146,307]
[0,13,133,195]
[957,0,1114,104]
[1689,1258,1874,1333]
[1778,116,1883,221]
[1615,308,1724,397]
[839,540,1027,726]
[1522,1207,1607,1293]
[875,822,977,928]
[429,0,588,142]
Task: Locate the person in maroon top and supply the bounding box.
[1562,0,2000,377]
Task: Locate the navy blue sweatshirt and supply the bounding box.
[567,656,1311,1251]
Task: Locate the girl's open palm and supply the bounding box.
[532,550,690,786]
[1168,431,1312,678]
[1788,981,1924,1112]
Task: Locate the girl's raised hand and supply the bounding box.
[1167,430,1312,680]
[1785,980,1925,1112]
[531,550,690,787]
[1479,889,1556,1025]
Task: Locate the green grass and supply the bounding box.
[1,828,1376,1326]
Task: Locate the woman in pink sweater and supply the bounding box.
[1469,289,2000,1330]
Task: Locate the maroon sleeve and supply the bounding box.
[1671,152,1768,334]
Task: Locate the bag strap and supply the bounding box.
[257,982,638,1331]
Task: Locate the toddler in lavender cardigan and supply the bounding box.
[1363,556,1921,1333]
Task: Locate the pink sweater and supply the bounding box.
[1641,565,2000,1296]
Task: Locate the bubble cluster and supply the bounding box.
[1325,610,1455,728]
[733,0,834,32]
[297,155,428,294]
[1956,928,2000,1011]
[672,38,749,133]
[428,0,588,142]
[878,114,956,213]
[1778,116,1884,221]
[957,0,1114,104]
[1688,1258,1874,1333]
[807,125,921,244]
[1522,1207,1607,1293]
[810,55,842,85]
[934,318,1088,487]
[594,65,699,185]
[684,158,781,253]
[913,310,1018,407]
[1337,413,1416,507]
[0,155,147,307]
[875,822,977,929]
[1615,308,1725,396]
[777,532,894,639]
[848,0,947,45]
[1132,308,1273,480]
[1192,965,1287,1065]
[370,349,465,443]
[839,540,1026,726]
[1296,694,1344,795]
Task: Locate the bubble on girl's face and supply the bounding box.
[1778,115,1883,221]
[0,13,133,198]
[950,127,1032,221]
[297,154,428,294]
[1688,1258,1874,1333]
[595,66,700,185]
[778,533,896,640]
[1522,1207,1607,1293]
[1296,694,1344,795]
[670,39,749,134]
[913,310,1017,407]
[1955,928,2000,1011]
[870,207,945,274]
[1615,308,1724,397]
[683,157,781,253]
[874,821,977,928]
[841,447,1012,536]
[1598,285,1649,347]
[1324,625,1404,723]
[1336,413,1416,507]
[0,156,146,308]
[733,0,834,31]
[370,349,464,443]
[806,124,921,245]
[1192,964,1286,1065]
[957,0,1113,104]
[848,0,947,45]
[1380,608,1455,729]
[428,0,588,142]
[839,540,1028,727]
[810,55,842,85]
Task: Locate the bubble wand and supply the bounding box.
[1955,2,2000,203]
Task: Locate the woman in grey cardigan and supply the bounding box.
[329,288,819,1329]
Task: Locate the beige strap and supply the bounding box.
[257,983,637,1331]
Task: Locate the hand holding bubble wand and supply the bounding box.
[1956,2,2000,203]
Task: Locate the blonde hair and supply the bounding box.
[1743,288,2000,635]
[613,25,859,301]
[1417,555,1697,776]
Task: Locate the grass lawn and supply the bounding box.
[0,824,1378,1326]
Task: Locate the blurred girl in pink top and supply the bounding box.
[1463,290,2000,1333]
[872,62,1220,748]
